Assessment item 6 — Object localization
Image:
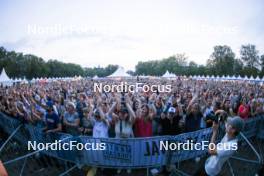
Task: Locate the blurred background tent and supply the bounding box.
[107,66,131,78]
[0,68,12,86]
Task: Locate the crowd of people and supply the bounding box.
[0,77,263,139]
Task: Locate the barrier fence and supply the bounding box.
[0,112,263,169]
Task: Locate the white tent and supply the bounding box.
[162,71,169,77]
[93,75,99,79]
[22,77,28,84]
[255,76,261,82]
[231,75,236,80]
[0,68,12,86]
[244,75,249,80]
[107,67,131,78]
[162,70,175,78]
[249,75,255,81]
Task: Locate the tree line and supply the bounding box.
[135,44,264,77]
[0,47,118,79]
[0,44,264,79]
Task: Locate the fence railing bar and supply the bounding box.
[230,156,261,164]
[227,160,235,176]
[59,164,77,176]
[3,136,73,165]
[0,124,23,153]
[257,140,264,163]
[240,132,262,164]
[171,168,190,176]
[19,157,28,176]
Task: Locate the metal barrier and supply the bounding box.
[0,112,263,173]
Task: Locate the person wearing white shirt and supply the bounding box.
[195,115,244,176]
[92,101,110,138]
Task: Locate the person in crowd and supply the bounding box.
[76,93,87,123]
[54,96,66,119]
[134,102,156,137]
[78,107,94,136]
[43,104,62,133]
[160,106,182,135]
[195,116,244,176]
[62,102,80,135]
[202,98,213,128]
[5,97,17,117]
[152,95,164,136]
[92,98,110,138]
[15,101,31,123]
[107,94,136,174]
[110,95,136,139]
[238,97,250,119]
[222,99,235,116]
[185,95,203,132]
[31,105,46,128]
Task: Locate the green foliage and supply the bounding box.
[240,44,260,69]
[260,55,264,75]
[135,44,263,77]
[135,54,188,76]
[0,45,263,79]
[207,45,235,75]
[0,47,118,79]
[84,65,118,77]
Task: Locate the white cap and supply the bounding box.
[168,107,176,113]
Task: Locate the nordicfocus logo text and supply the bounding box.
[28,140,106,151]
[93,82,172,93]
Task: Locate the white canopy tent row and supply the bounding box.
[12,77,28,83]
[162,70,176,78]
[191,74,264,82]
[29,73,263,82]
[30,76,85,83]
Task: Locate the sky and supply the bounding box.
[0,0,263,70]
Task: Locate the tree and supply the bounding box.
[0,47,7,59]
[135,54,188,76]
[233,59,243,76]
[187,61,199,75]
[207,45,236,75]
[260,55,264,76]
[83,65,118,77]
[126,70,135,76]
[189,61,198,67]
[240,44,260,69]
[0,45,263,78]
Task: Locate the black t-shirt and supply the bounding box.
[185,112,202,132]
[160,115,181,135]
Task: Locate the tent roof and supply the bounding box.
[0,68,12,82]
[107,67,131,77]
[162,70,175,78]
[93,75,99,79]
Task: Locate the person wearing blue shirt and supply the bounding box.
[43,105,61,133]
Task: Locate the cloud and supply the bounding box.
[0,0,263,70]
